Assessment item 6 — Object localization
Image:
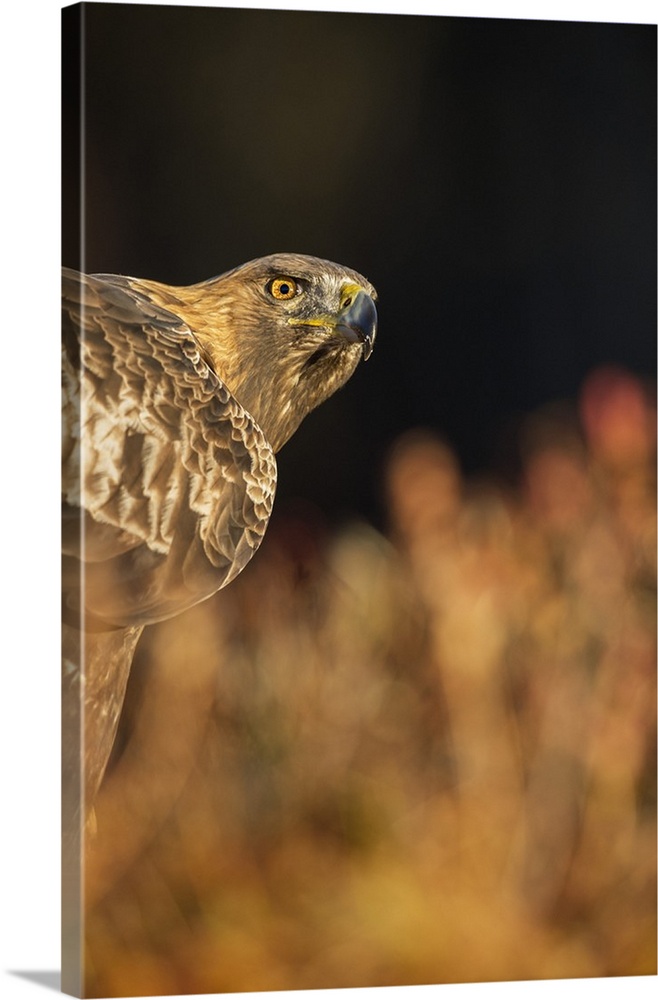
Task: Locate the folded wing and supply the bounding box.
[62,267,277,628]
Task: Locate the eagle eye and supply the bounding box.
[268,277,298,300]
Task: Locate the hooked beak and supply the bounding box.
[335,287,377,361]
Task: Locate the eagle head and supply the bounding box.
[176,252,378,452]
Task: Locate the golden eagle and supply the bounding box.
[62,253,377,824]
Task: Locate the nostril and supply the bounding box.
[342,295,352,309]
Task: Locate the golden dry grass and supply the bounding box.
[82,366,656,996]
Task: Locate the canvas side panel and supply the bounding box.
[61,3,84,996]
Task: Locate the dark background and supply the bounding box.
[63,2,656,527]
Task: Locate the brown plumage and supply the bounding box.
[61,253,377,827]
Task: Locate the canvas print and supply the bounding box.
[61,3,656,997]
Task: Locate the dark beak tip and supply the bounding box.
[339,289,377,361]
[362,337,374,361]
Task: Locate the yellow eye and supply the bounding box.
[268,277,298,300]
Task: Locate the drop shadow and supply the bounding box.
[9,971,61,993]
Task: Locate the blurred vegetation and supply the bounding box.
[83,366,656,996]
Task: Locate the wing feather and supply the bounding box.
[62,268,277,628]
